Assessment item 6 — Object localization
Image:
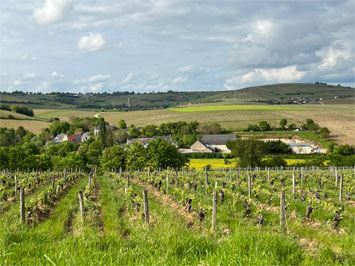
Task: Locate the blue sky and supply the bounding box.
[1,0,354,93]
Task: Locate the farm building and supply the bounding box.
[180,134,236,153]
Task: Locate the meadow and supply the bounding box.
[0,167,354,265]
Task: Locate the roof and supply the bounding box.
[289,143,311,147]
[200,134,236,145]
[127,138,153,145]
[54,134,67,140]
[94,126,100,130]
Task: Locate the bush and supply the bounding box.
[10,105,34,117]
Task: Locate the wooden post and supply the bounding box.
[300,167,304,187]
[205,170,209,196]
[248,174,252,198]
[51,175,55,191]
[119,167,122,178]
[212,190,217,231]
[339,174,343,201]
[335,167,338,187]
[267,167,270,184]
[143,190,149,225]
[280,190,286,232]
[236,168,240,186]
[63,168,67,182]
[36,170,39,185]
[20,187,25,223]
[166,175,169,194]
[14,175,18,194]
[292,173,296,199]
[78,191,85,224]
[147,167,150,177]
[88,173,92,187]
[126,176,130,190]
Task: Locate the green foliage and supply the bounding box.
[258,121,271,131]
[10,105,34,117]
[98,117,107,143]
[100,145,126,170]
[318,127,330,139]
[230,139,266,167]
[49,121,70,136]
[280,119,287,130]
[118,119,127,129]
[147,138,189,169]
[263,155,288,167]
[127,142,147,169]
[87,139,104,166]
[333,144,355,156]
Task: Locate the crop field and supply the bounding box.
[0,167,354,265]
[169,105,304,112]
[34,109,98,121]
[189,159,307,170]
[0,103,353,145]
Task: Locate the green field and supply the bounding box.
[170,105,304,112]
[0,168,354,265]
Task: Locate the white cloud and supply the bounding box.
[171,76,187,84]
[33,0,72,25]
[122,73,135,83]
[23,73,38,79]
[51,71,64,78]
[74,74,110,84]
[224,65,306,90]
[77,33,106,51]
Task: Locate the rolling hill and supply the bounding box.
[0,83,353,110]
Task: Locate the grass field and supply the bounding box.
[170,105,304,112]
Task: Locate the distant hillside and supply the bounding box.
[223,83,354,102]
[0,83,353,110]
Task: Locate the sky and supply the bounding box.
[0,0,354,93]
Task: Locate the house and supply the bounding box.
[81,132,90,142]
[94,124,117,136]
[180,134,237,153]
[94,126,100,136]
[289,143,312,154]
[54,134,68,144]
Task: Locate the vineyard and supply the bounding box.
[0,167,354,265]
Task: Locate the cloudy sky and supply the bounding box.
[1,0,354,93]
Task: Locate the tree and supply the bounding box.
[118,119,127,130]
[303,119,319,131]
[147,138,189,169]
[127,142,148,169]
[230,139,266,167]
[318,127,330,139]
[264,155,287,167]
[98,117,106,143]
[258,121,271,131]
[87,139,104,166]
[100,145,127,170]
[280,119,287,130]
